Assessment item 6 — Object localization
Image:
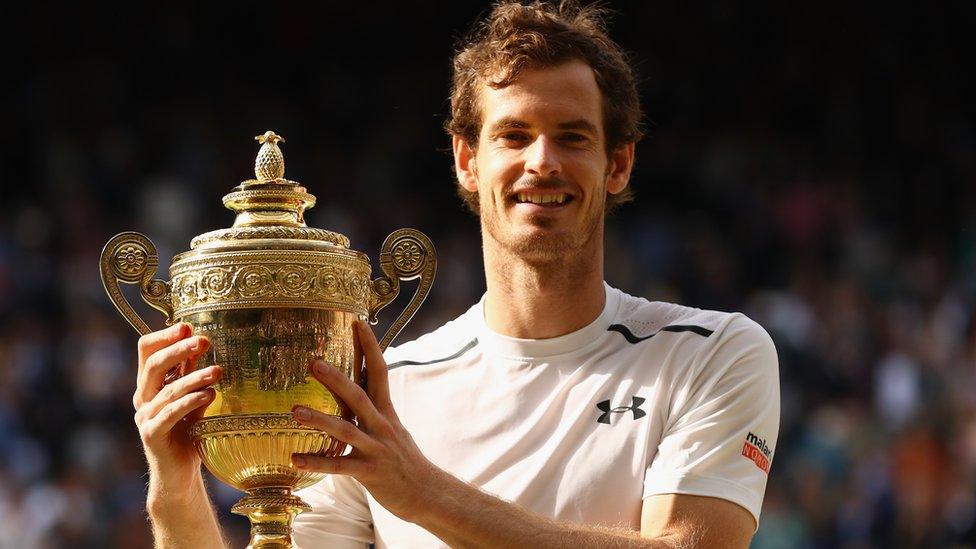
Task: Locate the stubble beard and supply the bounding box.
[481,196,604,269]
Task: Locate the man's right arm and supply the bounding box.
[134,323,228,548]
[146,471,226,548]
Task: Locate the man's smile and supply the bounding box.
[514,192,571,205]
[507,187,577,212]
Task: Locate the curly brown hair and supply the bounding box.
[446,0,643,213]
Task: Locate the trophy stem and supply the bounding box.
[232,487,311,549]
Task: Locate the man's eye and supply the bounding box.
[500,133,528,142]
[561,133,588,143]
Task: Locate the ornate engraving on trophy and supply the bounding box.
[255,318,319,392]
[193,309,353,394]
[169,259,372,316]
[203,324,253,390]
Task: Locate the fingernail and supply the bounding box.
[294,406,311,420]
[314,361,329,375]
[293,455,307,468]
[193,338,209,352]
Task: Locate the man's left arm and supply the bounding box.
[291,321,758,548]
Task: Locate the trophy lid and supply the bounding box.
[101,129,434,340]
[188,131,350,251]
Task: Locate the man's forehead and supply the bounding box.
[478,60,603,129]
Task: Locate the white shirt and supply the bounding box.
[294,283,780,548]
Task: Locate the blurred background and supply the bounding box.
[2,1,974,547]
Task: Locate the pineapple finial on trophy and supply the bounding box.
[254,130,286,182]
[225,130,315,229]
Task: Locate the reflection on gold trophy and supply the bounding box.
[99,131,436,548]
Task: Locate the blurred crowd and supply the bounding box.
[2,2,973,548]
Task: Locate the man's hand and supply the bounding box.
[291,320,440,522]
[134,323,220,504]
[133,322,228,548]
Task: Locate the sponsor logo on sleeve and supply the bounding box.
[741,431,773,473]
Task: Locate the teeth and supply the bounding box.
[516,193,569,205]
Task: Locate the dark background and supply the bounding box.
[2,2,975,547]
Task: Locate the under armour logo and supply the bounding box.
[596,396,647,424]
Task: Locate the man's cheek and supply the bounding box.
[482,191,502,218]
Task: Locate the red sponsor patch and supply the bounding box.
[742,441,770,473]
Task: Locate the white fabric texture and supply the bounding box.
[293,283,780,548]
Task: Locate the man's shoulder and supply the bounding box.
[612,288,731,337]
[610,287,772,351]
[383,303,480,370]
[610,287,777,384]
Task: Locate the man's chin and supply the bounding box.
[501,229,577,261]
[483,215,597,262]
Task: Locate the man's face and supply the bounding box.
[455,60,632,262]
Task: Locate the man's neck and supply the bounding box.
[481,232,606,340]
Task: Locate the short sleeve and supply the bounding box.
[293,474,374,548]
[642,315,780,528]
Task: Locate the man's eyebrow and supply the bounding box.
[557,119,599,134]
[487,117,531,132]
[487,117,600,134]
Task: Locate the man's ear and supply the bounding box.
[453,135,479,192]
[606,142,635,195]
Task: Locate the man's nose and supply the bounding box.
[524,136,561,177]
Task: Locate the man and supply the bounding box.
[133,2,779,547]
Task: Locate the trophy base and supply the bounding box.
[232,486,311,549]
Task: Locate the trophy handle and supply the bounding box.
[99,232,174,335]
[368,228,436,351]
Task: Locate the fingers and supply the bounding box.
[310,360,384,430]
[292,405,380,453]
[135,335,210,410]
[138,365,222,421]
[138,323,191,370]
[354,321,391,406]
[140,388,216,447]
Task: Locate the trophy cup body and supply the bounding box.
[99,132,435,548]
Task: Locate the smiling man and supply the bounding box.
[133,2,779,548]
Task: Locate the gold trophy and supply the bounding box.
[99,131,436,548]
